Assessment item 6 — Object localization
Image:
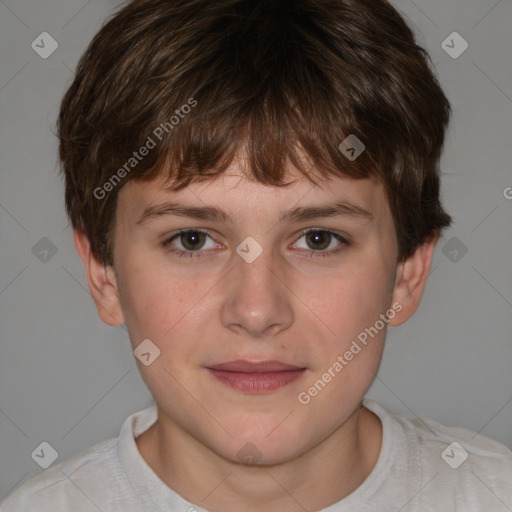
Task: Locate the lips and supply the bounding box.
[206,360,306,392]
[207,360,304,373]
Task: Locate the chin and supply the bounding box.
[222,442,303,467]
[213,422,309,466]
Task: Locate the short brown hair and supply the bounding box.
[58,0,452,266]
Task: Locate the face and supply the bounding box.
[106,161,402,464]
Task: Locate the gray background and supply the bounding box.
[1,0,511,501]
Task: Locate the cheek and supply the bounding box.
[300,263,392,344]
[118,267,207,397]
[295,278,390,415]
[115,261,189,342]
[117,261,218,369]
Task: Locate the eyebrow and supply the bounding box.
[135,199,374,226]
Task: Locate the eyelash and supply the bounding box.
[161,228,350,259]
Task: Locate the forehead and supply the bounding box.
[116,162,391,229]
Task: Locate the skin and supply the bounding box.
[74,157,437,512]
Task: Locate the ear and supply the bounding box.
[73,229,125,326]
[388,235,438,327]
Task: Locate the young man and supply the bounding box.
[2,0,511,510]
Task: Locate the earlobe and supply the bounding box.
[73,229,125,327]
[388,235,438,327]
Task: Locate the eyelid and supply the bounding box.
[292,227,350,245]
[162,227,350,258]
[162,227,221,249]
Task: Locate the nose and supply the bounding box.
[220,247,294,338]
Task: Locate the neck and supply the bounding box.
[136,404,382,512]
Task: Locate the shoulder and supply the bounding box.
[1,406,160,512]
[0,437,123,512]
[0,406,159,512]
[403,411,512,473]
[410,415,512,509]
[368,399,512,509]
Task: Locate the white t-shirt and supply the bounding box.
[2,399,511,511]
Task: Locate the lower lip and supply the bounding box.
[206,368,306,392]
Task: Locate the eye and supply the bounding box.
[292,229,349,258]
[161,229,220,257]
[161,228,349,259]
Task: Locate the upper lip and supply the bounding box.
[206,360,305,373]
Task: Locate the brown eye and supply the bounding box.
[305,230,332,250]
[293,229,349,259]
[161,229,219,258]
[179,231,207,251]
